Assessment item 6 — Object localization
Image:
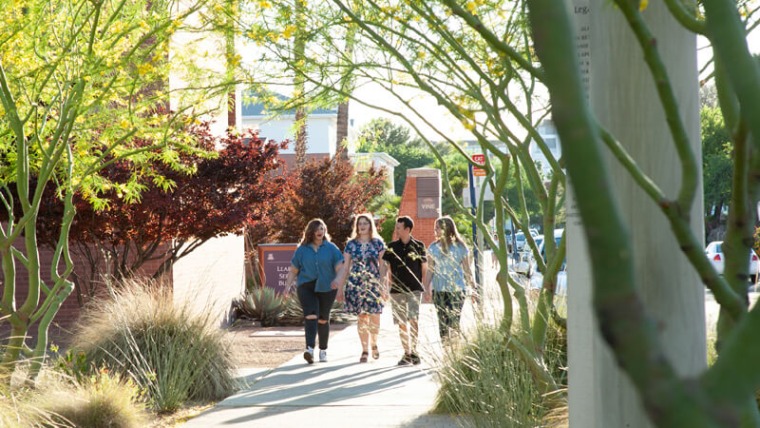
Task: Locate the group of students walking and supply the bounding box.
[285,214,475,365]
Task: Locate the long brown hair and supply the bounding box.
[300,218,331,246]
[349,213,383,242]
[435,216,466,253]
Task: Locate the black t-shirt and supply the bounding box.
[382,237,427,293]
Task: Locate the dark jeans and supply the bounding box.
[297,280,338,350]
[433,291,465,340]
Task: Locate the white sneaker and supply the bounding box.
[304,347,314,364]
[319,349,328,362]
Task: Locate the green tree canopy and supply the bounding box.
[701,105,732,241]
[0,0,229,382]
[356,118,436,195]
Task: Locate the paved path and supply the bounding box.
[183,305,466,428]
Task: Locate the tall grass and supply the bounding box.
[70,279,236,413]
[0,378,50,427]
[433,326,548,427]
[37,369,148,428]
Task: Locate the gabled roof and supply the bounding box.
[241,91,338,117]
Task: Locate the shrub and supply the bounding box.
[277,293,305,326]
[433,326,547,427]
[0,379,52,427]
[545,319,568,388]
[38,369,147,428]
[71,279,236,413]
[231,286,286,327]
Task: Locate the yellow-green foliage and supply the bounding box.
[71,279,236,413]
[37,370,147,428]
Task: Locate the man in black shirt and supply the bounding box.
[382,216,428,365]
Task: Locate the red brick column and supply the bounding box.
[397,168,441,246]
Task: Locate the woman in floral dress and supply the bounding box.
[336,213,388,363]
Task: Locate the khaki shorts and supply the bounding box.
[391,291,422,324]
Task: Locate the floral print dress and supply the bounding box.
[343,238,386,314]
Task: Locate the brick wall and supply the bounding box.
[2,241,169,343]
[398,168,441,246]
[3,235,244,344]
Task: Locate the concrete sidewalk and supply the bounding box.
[182,306,464,428]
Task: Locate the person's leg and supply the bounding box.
[448,291,466,334]
[370,313,381,359]
[391,293,410,355]
[406,291,422,363]
[316,289,338,350]
[357,313,370,362]
[297,281,318,363]
[433,291,452,341]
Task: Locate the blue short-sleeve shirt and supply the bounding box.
[428,242,469,293]
[291,241,344,292]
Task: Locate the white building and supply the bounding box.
[240,93,340,168]
[529,119,562,177]
[240,93,398,183]
[349,152,400,195]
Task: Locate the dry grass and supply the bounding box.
[35,370,148,428]
[70,278,236,413]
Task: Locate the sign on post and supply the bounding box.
[257,243,298,295]
[472,154,487,177]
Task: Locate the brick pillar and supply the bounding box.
[398,168,441,246]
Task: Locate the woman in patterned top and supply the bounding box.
[336,213,388,363]
[423,216,474,342]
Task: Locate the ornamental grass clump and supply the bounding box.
[433,324,546,427]
[37,369,148,428]
[0,369,53,428]
[71,279,236,413]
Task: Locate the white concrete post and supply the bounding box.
[567,1,706,426]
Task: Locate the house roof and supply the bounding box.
[349,152,400,168]
[241,91,338,117]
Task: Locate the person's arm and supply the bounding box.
[419,243,428,289]
[378,250,389,299]
[462,250,476,296]
[334,252,352,302]
[285,264,299,295]
[422,256,434,303]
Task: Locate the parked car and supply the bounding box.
[532,229,566,273]
[514,232,527,251]
[513,249,534,277]
[705,241,759,283]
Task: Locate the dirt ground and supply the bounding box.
[225,322,351,368]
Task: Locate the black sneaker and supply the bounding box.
[410,352,421,365]
[397,354,413,366]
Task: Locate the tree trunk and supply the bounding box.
[294,0,307,169]
[336,101,349,159]
[567,0,706,426]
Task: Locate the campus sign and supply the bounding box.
[257,243,297,295]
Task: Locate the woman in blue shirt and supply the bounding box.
[423,216,474,342]
[285,219,344,364]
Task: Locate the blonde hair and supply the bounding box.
[299,218,332,246]
[435,216,466,253]
[349,213,383,242]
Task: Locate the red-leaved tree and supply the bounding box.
[272,151,387,249]
[32,123,288,304]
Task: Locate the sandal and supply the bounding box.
[359,351,369,363]
[372,345,380,360]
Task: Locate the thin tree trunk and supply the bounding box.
[336,101,349,158]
